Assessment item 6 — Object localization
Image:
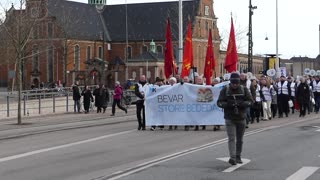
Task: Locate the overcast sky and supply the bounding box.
[2,0,320,59]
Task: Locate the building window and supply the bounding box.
[132,71,136,79]
[127,46,132,59]
[142,45,148,53]
[98,46,103,59]
[32,45,39,72]
[205,21,209,31]
[156,45,163,54]
[32,26,39,39]
[74,45,80,71]
[48,22,53,38]
[205,5,209,16]
[87,46,91,60]
[47,46,54,83]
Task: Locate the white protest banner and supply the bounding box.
[145,82,228,126]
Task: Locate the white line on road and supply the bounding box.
[0,130,135,163]
[286,167,319,180]
[216,157,251,172]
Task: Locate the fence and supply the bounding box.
[0,87,136,118]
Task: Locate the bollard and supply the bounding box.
[66,93,69,112]
[23,94,26,116]
[53,94,55,113]
[7,95,9,117]
[39,94,41,114]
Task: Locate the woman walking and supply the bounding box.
[111,81,127,116]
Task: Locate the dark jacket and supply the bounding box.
[81,89,93,107]
[93,88,102,107]
[102,88,110,108]
[72,85,81,101]
[217,84,253,121]
[296,82,310,104]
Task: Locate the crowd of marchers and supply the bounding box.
[133,72,319,131]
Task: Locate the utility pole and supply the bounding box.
[248,0,257,73]
[178,0,183,74]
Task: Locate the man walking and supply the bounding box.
[72,82,81,113]
[135,75,148,130]
[217,72,253,165]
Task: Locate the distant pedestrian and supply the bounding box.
[72,82,81,113]
[111,81,127,116]
[296,77,310,117]
[81,85,94,113]
[101,85,110,113]
[217,72,253,166]
[93,85,102,113]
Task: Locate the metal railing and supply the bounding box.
[0,87,136,118]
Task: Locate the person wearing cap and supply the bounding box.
[277,75,291,118]
[217,72,253,165]
[110,81,127,116]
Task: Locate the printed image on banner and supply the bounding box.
[145,82,228,126]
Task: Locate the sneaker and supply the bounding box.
[150,127,155,131]
[236,156,243,164]
[228,158,237,165]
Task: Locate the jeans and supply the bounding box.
[225,119,246,159]
[74,100,80,112]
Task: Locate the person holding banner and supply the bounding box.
[135,75,148,130]
[217,72,253,166]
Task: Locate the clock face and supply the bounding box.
[31,8,39,18]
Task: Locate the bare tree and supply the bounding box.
[0,0,44,124]
[219,15,248,53]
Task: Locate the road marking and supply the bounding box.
[216,157,251,172]
[0,130,134,163]
[286,166,319,180]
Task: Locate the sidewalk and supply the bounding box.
[0,107,136,140]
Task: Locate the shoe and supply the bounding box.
[285,113,288,117]
[168,126,173,130]
[150,127,155,131]
[184,126,189,131]
[202,126,206,130]
[228,158,237,165]
[174,126,178,130]
[125,109,127,114]
[110,114,115,116]
[236,156,243,164]
[245,125,249,128]
[268,117,272,120]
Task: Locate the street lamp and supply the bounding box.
[248,0,257,73]
[275,0,280,77]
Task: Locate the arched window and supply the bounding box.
[32,45,39,72]
[47,46,54,82]
[98,46,103,59]
[127,46,132,59]
[142,45,148,53]
[74,45,80,71]
[87,46,91,60]
[132,71,137,79]
[156,45,163,54]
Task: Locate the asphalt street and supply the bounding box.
[0,111,319,180]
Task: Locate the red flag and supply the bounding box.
[225,17,238,73]
[204,29,215,85]
[181,19,193,78]
[164,18,176,79]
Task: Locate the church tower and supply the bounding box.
[88,0,107,5]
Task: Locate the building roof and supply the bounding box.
[289,56,316,62]
[102,0,198,42]
[130,51,164,62]
[48,0,108,41]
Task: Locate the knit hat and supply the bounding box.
[230,72,240,84]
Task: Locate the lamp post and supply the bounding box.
[275,0,280,77]
[248,0,257,73]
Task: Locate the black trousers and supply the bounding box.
[112,99,126,115]
[278,94,289,116]
[136,100,145,129]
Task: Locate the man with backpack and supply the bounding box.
[217,72,253,166]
